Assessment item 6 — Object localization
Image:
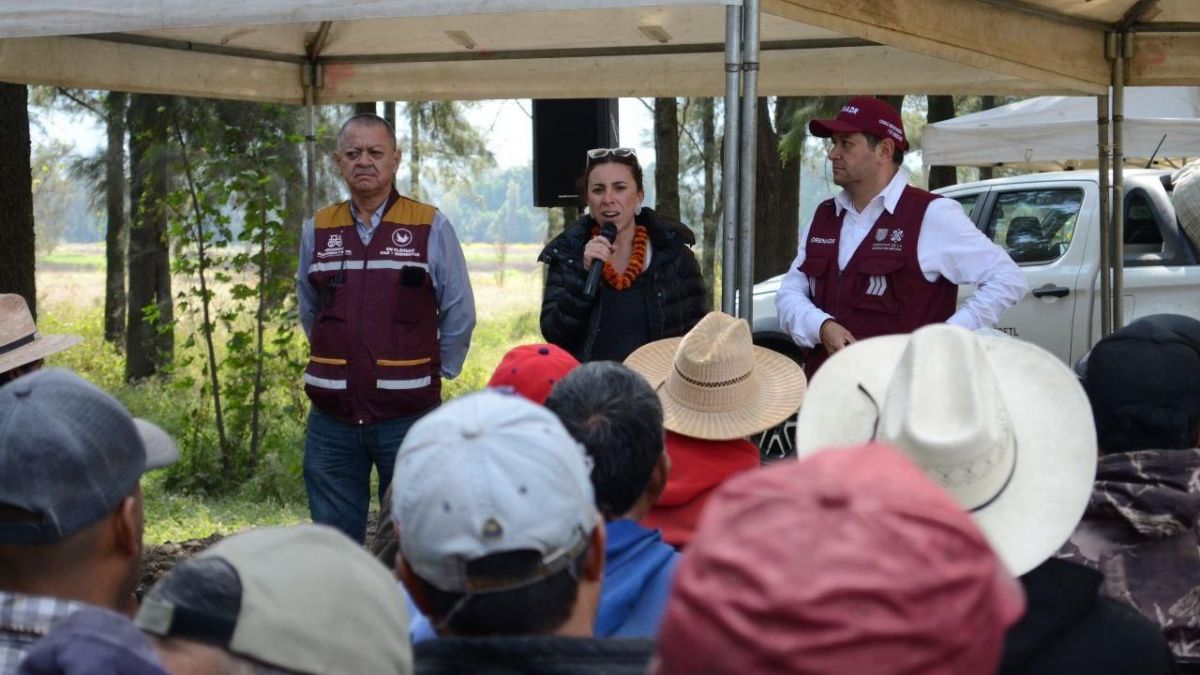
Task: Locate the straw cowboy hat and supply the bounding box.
[624,312,806,441]
[0,294,81,375]
[794,323,1097,576]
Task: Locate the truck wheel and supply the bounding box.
[751,337,806,464]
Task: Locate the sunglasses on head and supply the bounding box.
[586,147,638,162]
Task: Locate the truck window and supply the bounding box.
[985,189,1083,264]
[952,194,980,220]
[1123,191,1164,253]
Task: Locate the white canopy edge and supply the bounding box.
[0,37,1074,103]
[922,87,1200,167]
[0,0,739,39]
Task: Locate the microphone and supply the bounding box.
[583,222,618,300]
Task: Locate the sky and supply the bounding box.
[31,97,657,170]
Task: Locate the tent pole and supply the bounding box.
[720,4,742,315]
[304,63,317,219]
[1097,93,1112,337]
[1111,32,1128,331]
[736,0,760,321]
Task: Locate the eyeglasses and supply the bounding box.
[586,147,638,162]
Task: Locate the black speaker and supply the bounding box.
[532,99,619,208]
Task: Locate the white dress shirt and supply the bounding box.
[775,169,1027,348]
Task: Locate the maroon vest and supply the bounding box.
[801,185,956,377]
[304,190,441,424]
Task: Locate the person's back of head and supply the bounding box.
[654,443,1024,675]
[0,368,177,613]
[135,524,411,674]
[544,361,666,521]
[1082,313,1200,454]
[392,390,605,639]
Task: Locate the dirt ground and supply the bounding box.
[137,510,386,596]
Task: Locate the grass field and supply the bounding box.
[35,241,546,543]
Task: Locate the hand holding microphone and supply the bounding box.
[583,222,618,299]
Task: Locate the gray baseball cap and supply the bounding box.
[0,368,178,544]
[392,389,598,593]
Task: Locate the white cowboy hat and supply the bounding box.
[0,294,82,375]
[624,312,806,441]
[794,324,1096,576]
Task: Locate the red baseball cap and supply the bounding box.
[654,443,1024,675]
[486,343,580,405]
[809,95,909,152]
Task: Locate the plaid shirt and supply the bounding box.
[0,592,85,675]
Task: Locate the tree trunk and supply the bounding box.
[383,101,396,133]
[125,94,174,381]
[653,97,680,222]
[878,95,905,114]
[0,83,35,318]
[700,97,719,309]
[104,91,128,345]
[926,95,957,191]
[354,101,376,116]
[753,97,800,284]
[979,96,996,181]
[408,102,421,199]
[273,115,305,310]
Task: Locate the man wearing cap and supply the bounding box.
[133,524,412,674]
[0,295,80,384]
[654,443,1025,674]
[1062,314,1200,671]
[392,390,653,672]
[775,96,1026,377]
[794,324,1178,674]
[297,112,476,544]
[0,369,178,674]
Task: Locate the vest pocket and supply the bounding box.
[798,257,831,297]
[304,357,349,416]
[853,258,905,314]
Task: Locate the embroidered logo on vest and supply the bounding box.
[318,233,345,259]
[875,228,888,242]
[810,236,837,245]
[384,228,419,258]
[870,227,904,253]
[392,228,413,247]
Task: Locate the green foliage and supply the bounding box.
[162,100,308,496]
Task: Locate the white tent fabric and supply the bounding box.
[922,87,1200,170]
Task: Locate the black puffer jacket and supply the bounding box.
[538,207,707,362]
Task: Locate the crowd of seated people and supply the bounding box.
[2,297,1198,674]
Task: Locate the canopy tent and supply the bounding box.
[922,87,1200,170]
[4,0,1200,330]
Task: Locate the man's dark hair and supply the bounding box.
[416,546,588,636]
[863,131,905,166]
[544,362,664,519]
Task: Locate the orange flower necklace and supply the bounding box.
[591,224,649,291]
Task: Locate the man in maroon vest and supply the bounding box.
[775,96,1025,378]
[296,113,475,543]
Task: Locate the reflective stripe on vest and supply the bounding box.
[308,260,428,273]
[303,373,348,390]
[376,376,433,390]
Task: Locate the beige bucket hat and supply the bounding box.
[0,294,81,375]
[624,312,806,441]
[794,324,1097,576]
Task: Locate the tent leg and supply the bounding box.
[721,4,742,315]
[1111,32,1128,331]
[304,64,318,219]
[1097,94,1112,338]
[736,0,760,322]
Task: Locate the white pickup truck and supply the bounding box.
[750,169,1200,458]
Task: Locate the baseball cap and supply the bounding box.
[392,389,598,593]
[655,443,1024,675]
[486,343,580,404]
[1083,313,1200,446]
[136,524,412,675]
[809,95,909,152]
[0,368,178,544]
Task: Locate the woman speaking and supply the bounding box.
[539,148,707,362]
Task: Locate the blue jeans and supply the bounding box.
[303,406,425,543]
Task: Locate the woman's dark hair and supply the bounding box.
[575,153,644,205]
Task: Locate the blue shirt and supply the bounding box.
[296,197,476,379]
